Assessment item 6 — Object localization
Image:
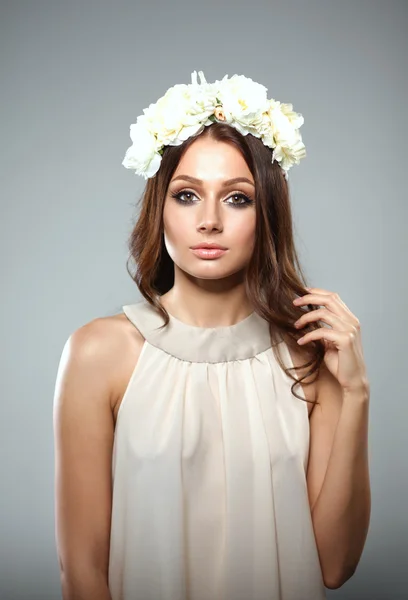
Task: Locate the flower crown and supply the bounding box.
[122,70,306,181]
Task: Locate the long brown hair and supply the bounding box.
[126,122,325,407]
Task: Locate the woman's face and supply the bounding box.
[163,136,256,282]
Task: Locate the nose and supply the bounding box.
[196,198,223,232]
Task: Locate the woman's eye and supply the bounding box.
[228,193,253,206]
[170,190,254,208]
[174,191,195,203]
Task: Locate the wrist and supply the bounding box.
[342,383,370,403]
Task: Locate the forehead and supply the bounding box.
[172,137,253,181]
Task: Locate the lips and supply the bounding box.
[190,243,228,250]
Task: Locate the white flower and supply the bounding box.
[259,99,306,171]
[215,74,269,137]
[272,131,306,173]
[122,70,306,179]
[122,121,162,179]
[280,102,304,129]
[269,101,299,145]
[142,73,217,148]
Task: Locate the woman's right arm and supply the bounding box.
[53,320,119,600]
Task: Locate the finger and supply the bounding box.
[297,327,347,346]
[307,288,354,315]
[294,293,350,319]
[306,287,331,295]
[296,309,349,331]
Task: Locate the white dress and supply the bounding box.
[108,299,327,600]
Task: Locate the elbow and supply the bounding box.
[323,563,357,590]
[323,575,343,590]
[59,568,111,600]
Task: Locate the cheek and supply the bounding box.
[163,210,190,243]
[232,216,256,250]
[163,210,192,259]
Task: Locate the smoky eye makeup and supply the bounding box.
[169,188,255,208]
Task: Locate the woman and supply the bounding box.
[53,71,371,600]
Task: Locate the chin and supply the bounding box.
[178,259,248,280]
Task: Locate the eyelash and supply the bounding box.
[170,189,255,209]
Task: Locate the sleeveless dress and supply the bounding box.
[108,299,327,600]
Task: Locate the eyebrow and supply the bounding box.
[171,175,255,187]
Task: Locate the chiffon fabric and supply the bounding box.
[108,299,326,600]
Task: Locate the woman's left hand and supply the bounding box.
[293,287,369,394]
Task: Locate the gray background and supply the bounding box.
[1,0,407,598]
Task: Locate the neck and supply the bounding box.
[159,285,254,329]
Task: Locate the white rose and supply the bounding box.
[215,74,269,136]
[272,130,306,172]
[165,80,215,144]
[122,122,162,179]
[189,70,219,115]
[280,102,304,129]
[258,99,306,172]
[144,85,189,146]
[268,102,299,146]
[259,111,277,148]
[143,72,217,148]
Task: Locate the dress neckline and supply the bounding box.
[123,299,277,363]
[165,307,257,331]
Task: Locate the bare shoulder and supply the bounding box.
[280,333,320,417]
[53,312,145,577]
[67,312,145,422]
[104,313,146,423]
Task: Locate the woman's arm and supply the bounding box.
[307,364,371,589]
[53,320,118,600]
